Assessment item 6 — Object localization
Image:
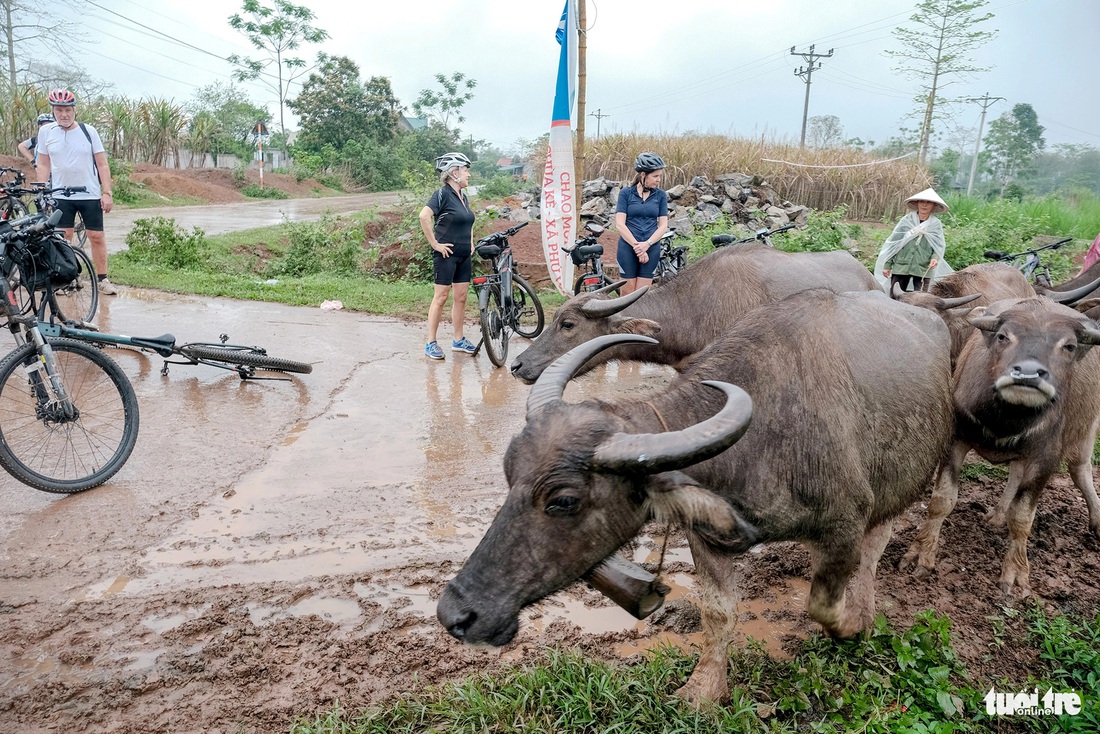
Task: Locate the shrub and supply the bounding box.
[268,215,364,277]
[241,184,288,199]
[120,216,207,270]
[476,174,521,200]
[107,158,143,205]
[231,164,247,187]
[778,205,851,253]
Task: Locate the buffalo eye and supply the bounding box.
[996,332,1008,343]
[545,495,580,516]
[560,320,575,331]
[1064,342,1077,354]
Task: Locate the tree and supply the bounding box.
[411,72,477,136]
[983,102,1045,190]
[227,0,329,146]
[288,55,401,152]
[886,0,996,165]
[806,115,845,149]
[0,0,84,87]
[187,82,271,165]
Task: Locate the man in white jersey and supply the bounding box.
[36,88,118,295]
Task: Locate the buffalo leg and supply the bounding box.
[806,534,862,639]
[839,522,894,634]
[675,534,739,704]
[999,469,1052,595]
[1064,428,1100,538]
[901,442,968,578]
[987,462,1023,528]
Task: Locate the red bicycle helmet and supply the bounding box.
[47,88,76,107]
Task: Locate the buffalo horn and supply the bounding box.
[579,286,650,317]
[592,381,753,475]
[891,283,904,300]
[594,280,627,296]
[526,334,659,416]
[1046,275,1100,305]
[1079,324,1100,346]
[970,315,1000,332]
[939,292,983,308]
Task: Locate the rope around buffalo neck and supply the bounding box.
[646,400,673,578]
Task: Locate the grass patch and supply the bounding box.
[289,606,1099,733]
[961,460,1010,482]
[242,183,290,199]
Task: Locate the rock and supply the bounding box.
[691,202,722,225]
[668,206,694,236]
[666,184,687,199]
[580,197,609,217]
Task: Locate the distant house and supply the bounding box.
[399,115,429,132]
[496,156,525,177]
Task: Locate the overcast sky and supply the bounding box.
[75,0,1098,155]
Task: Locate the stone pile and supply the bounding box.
[495,173,811,236]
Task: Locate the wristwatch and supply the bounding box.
[103,191,113,196]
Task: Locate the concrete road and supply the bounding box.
[104,191,406,253]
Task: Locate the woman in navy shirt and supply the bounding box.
[615,152,669,294]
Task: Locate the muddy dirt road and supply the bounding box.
[1,290,1098,733]
[105,192,405,254]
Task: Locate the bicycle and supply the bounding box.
[711,222,797,249]
[0,210,312,493]
[0,167,87,248]
[471,221,546,367]
[564,220,617,294]
[983,238,1072,288]
[0,167,31,220]
[1,182,98,325]
[0,209,139,492]
[652,229,689,282]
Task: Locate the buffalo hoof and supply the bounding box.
[984,508,1007,528]
[675,677,728,707]
[675,650,730,705]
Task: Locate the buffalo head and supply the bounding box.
[438,333,754,646]
[964,298,1100,410]
[510,284,660,384]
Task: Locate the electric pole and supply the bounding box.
[791,44,833,148]
[589,108,609,139]
[575,0,587,182]
[963,92,1004,196]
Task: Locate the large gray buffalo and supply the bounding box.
[510,243,880,382]
[901,297,1100,594]
[439,289,953,703]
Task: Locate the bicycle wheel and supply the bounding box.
[574,271,616,295]
[73,211,88,249]
[177,344,313,374]
[48,244,99,324]
[0,338,139,493]
[1,197,28,221]
[511,275,545,339]
[479,285,508,367]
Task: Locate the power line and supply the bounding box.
[792,44,833,147]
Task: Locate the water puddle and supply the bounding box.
[246,594,362,629]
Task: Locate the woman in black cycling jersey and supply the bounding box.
[419,152,477,360]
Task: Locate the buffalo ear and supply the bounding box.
[646,472,759,552]
[609,315,661,337]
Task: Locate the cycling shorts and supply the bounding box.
[616,239,661,279]
[433,249,472,286]
[56,198,104,232]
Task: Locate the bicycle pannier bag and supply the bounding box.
[24,235,81,289]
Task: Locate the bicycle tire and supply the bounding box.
[73,211,88,249]
[177,344,313,374]
[48,244,99,324]
[573,272,616,295]
[480,286,508,367]
[511,275,545,339]
[0,338,139,493]
[1,197,29,221]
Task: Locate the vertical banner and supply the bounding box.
[540,0,578,296]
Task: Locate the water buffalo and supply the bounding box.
[439,289,954,703]
[510,243,881,382]
[901,297,1100,594]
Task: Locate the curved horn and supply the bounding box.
[1046,275,1100,305]
[594,280,627,296]
[592,381,753,475]
[970,315,1000,332]
[526,334,659,416]
[1079,327,1100,346]
[891,283,904,300]
[939,292,983,309]
[580,286,650,317]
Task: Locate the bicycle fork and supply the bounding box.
[24,328,77,421]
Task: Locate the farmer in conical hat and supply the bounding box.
[875,187,953,294]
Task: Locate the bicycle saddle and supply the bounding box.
[567,244,602,267]
[475,243,501,259]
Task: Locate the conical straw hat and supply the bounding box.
[905,188,948,213]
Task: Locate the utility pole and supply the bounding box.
[791,44,833,148]
[963,92,1004,196]
[589,108,609,139]
[575,0,587,182]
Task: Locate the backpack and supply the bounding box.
[22,233,81,289]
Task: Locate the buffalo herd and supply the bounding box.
[438,241,1100,704]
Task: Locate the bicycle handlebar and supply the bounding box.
[712,222,796,247]
[983,238,1073,262]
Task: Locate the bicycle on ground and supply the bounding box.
[471,221,546,367]
[983,238,1072,288]
[711,222,797,249]
[0,209,313,493]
